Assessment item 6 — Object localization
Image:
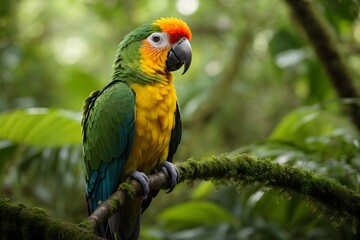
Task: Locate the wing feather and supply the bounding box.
[82,80,135,213]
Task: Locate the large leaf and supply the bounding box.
[0,108,82,147]
[269,107,359,150]
[158,201,239,231]
[190,181,215,200]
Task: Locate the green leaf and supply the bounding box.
[269,106,360,157]
[158,201,239,231]
[269,29,305,56]
[0,108,82,147]
[323,0,359,22]
[305,60,335,103]
[191,181,215,200]
[0,141,17,171]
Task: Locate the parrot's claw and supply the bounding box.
[129,170,149,198]
[159,161,180,193]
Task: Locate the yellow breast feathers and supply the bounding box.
[124,82,177,174]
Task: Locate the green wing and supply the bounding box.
[82,80,135,213]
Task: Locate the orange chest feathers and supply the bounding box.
[124,82,177,174]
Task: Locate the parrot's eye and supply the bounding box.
[152,34,161,43]
[147,32,168,48]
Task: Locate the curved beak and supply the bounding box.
[166,37,192,75]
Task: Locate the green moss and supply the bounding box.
[109,195,125,213]
[32,207,48,216]
[119,182,136,198]
[0,198,99,240]
[78,218,95,231]
[177,153,360,221]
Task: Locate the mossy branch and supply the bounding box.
[0,198,103,240]
[2,154,360,239]
[282,0,360,130]
[85,171,170,232]
[83,154,360,233]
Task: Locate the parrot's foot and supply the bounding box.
[129,170,149,198]
[159,161,180,193]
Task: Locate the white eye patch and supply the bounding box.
[147,32,169,48]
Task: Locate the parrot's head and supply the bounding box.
[112,17,192,83]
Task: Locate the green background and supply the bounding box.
[1,0,360,239]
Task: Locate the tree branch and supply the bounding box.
[0,198,103,240]
[85,171,170,232]
[2,154,360,239]
[83,154,360,233]
[282,0,360,130]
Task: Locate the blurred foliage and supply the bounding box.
[0,108,81,146]
[1,0,360,239]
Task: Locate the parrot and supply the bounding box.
[81,17,192,240]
